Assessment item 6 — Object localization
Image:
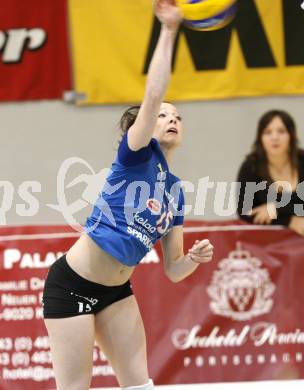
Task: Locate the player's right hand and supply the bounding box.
[154,0,182,31]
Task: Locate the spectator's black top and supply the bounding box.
[237,150,304,226]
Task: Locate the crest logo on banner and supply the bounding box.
[207,243,275,321]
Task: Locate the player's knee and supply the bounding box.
[122,378,154,389]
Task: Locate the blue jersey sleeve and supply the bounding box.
[173,186,185,226]
[117,132,153,166]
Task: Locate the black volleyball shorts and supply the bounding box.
[42,255,133,319]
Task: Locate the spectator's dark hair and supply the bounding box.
[248,110,300,182]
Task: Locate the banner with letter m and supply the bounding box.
[69,0,304,104]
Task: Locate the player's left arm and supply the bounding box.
[161,225,213,283]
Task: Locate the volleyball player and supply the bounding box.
[43,1,213,389]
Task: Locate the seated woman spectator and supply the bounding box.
[237,110,304,236]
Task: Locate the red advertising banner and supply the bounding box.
[0,0,72,101]
[0,222,304,390]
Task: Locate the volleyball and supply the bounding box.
[176,0,237,31]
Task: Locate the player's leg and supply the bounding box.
[45,315,95,390]
[94,295,153,389]
[43,256,96,390]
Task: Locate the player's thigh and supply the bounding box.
[45,315,95,390]
[94,295,149,388]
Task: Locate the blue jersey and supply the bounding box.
[85,133,184,266]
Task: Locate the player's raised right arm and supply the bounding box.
[127,0,182,151]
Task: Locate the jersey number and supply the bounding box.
[156,209,173,234]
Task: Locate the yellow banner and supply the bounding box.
[68,0,304,104]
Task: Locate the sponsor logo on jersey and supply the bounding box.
[146,198,161,214]
[127,226,153,251]
[133,211,156,234]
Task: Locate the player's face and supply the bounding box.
[261,116,290,158]
[152,103,183,149]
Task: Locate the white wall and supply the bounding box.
[1,96,304,226]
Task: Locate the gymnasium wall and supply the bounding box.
[1,95,304,226]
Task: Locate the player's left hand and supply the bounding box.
[188,239,213,264]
